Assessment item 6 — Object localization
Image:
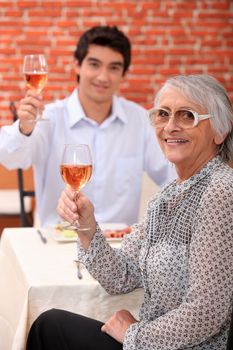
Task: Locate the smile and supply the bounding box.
[92,83,109,89]
[165,139,189,143]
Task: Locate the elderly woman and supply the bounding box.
[26,74,233,350]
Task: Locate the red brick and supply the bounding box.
[184,58,217,65]
[169,49,195,55]
[0,20,23,26]
[185,68,205,75]
[16,1,36,6]
[210,2,230,10]
[201,40,223,47]
[16,39,51,46]
[168,29,187,36]
[66,1,94,7]
[173,38,196,45]
[0,1,13,6]
[208,67,232,74]
[168,2,196,9]
[159,68,180,75]
[192,21,228,28]
[198,12,233,19]
[0,29,23,35]
[0,48,17,54]
[173,11,194,18]
[141,3,160,10]
[4,10,22,17]
[24,20,53,26]
[28,9,62,17]
[131,68,157,75]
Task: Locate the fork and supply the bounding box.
[74,260,83,280]
[36,229,47,244]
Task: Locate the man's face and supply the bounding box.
[75,44,125,104]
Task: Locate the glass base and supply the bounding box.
[60,221,90,232]
[27,118,50,123]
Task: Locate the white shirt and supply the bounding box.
[0,89,176,227]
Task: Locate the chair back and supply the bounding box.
[17,168,35,226]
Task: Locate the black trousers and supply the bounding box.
[26,309,123,350]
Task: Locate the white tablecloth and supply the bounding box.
[0,228,143,350]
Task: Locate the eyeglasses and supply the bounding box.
[148,108,212,129]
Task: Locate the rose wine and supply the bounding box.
[60,164,92,191]
[24,72,48,92]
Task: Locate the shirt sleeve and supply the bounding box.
[0,121,30,166]
[0,118,51,168]
[76,221,146,294]
[123,181,233,349]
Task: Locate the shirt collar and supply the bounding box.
[66,89,86,128]
[162,156,223,200]
[111,95,128,124]
[66,89,128,128]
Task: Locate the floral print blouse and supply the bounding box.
[77,157,233,350]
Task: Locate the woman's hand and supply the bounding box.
[101,310,138,344]
[17,90,44,135]
[57,186,97,250]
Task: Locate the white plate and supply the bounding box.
[99,223,127,231]
[50,223,128,243]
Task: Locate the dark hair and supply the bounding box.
[74,25,131,75]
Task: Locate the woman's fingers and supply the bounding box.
[101,310,137,344]
[57,189,79,223]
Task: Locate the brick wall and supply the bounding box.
[0,0,233,126]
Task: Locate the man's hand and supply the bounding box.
[17,90,44,135]
[101,310,138,344]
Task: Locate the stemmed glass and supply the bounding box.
[60,144,93,231]
[23,54,48,122]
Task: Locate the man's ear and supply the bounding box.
[73,59,80,74]
[122,69,128,78]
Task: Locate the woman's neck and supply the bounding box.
[176,154,216,183]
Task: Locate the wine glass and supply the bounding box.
[60,144,93,231]
[23,54,48,122]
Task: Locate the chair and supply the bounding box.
[0,165,34,233]
[8,101,35,227]
[227,306,233,350]
[17,168,35,226]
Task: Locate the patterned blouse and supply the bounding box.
[77,156,233,350]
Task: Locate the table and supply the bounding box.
[0,228,143,350]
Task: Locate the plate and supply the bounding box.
[50,223,131,243]
[50,227,78,243]
[99,223,128,231]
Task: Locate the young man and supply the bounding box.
[0,26,175,227]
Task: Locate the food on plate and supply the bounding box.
[62,229,77,238]
[54,223,132,241]
[103,226,132,239]
[54,224,77,238]
[55,223,65,231]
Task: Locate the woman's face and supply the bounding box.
[155,86,223,179]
